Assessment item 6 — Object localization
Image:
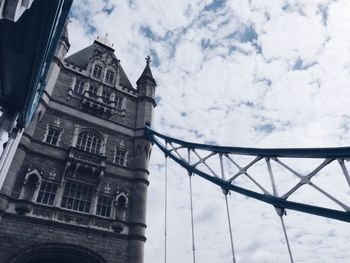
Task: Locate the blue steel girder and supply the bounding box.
[144,125,350,223]
[0,0,73,128]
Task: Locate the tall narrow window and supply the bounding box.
[74,80,85,95]
[96,195,113,217]
[114,148,127,166]
[105,70,114,85]
[45,127,61,145]
[115,195,127,220]
[61,181,93,213]
[90,85,98,95]
[36,181,58,205]
[102,88,111,102]
[115,97,123,110]
[76,131,101,155]
[92,65,103,79]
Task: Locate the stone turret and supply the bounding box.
[55,20,70,60]
[127,57,157,263]
[136,55,157,129]
[45,21,70,96]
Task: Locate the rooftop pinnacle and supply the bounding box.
[137,55,157,86]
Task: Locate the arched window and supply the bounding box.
[115,193,128,221]
[105,69,114,85]
[74,79,85,95]
[76,131,102,154]
[92,64,103,79]
[19,170,42,201]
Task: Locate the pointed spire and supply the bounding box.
[136,55,157,86]
[145,55,151,65]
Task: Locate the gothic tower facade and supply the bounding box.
[0,26,156,263]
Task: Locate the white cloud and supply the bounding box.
[259,12,326,60]
[68,0,350,262]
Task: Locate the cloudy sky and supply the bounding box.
[69,0,350,262]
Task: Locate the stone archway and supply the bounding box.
[10,243,107,263]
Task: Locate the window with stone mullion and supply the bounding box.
[114,148,126,166]
[45,128,60,145]
[96,195,113,217]
[102,88,111,102]
[105,70,114,85]
[36,181,58,205]
[115,97,123,110]
[93,65,103,79]
[90,85,98,96]
[61,181,93,213]
[91,136,100,154]
[74,80,84,95]
[76,131,101,154]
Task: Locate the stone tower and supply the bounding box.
[0,26,156,263]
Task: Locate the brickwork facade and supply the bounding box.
[0,27,156,263]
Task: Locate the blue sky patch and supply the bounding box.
[150,49,160,67]
[318,5,329,26]
[102,4,116,15]
[254,124,275,134]
[240,25,258,43]
[140,26,157,41]
[204,0,226,12]
[69,6,97,34]
[201,38,217,50]
[293,58,318,71]
[155,96,161,104]
[226,25,260,53]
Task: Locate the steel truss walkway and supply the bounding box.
[145,125,350,263]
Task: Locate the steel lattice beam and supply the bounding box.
[145,125,350,223]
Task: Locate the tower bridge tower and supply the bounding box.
[0,25,156,263]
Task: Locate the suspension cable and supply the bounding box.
[164,145,168,263]
[220,154,237,263]
[188,149,196,263]
[189,175,196,263]
[225,193,237,263]
[277,209,294,263]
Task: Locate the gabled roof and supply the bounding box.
[65,42,134,90]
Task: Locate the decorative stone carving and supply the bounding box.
[48,168,57,181]
[33,207,52,218]
[104,183,111,194]
[57,212,89,226]
[111,221,124,233]
[94,220,110,230]
[119,139,125,149]
[53,118,61,127]
[15,200,33,215]
[69,147,106,167]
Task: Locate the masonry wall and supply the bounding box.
[0,35,154,263]
[30,108,135,169]
[51,69,138,129]
[0,215,128,263]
